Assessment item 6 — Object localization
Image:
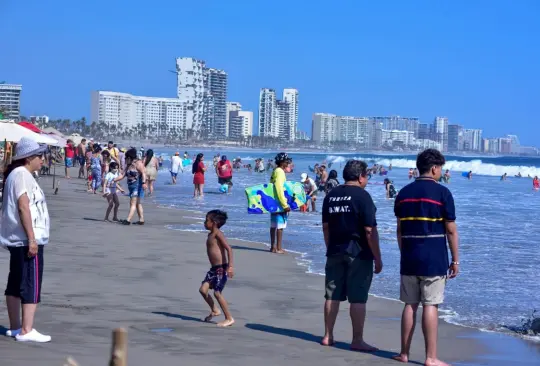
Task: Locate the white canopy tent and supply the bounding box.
[0,122,58,145]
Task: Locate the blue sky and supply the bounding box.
[1,0,539,145]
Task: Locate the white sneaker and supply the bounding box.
[15,329,51,343]
[5,328,21,337]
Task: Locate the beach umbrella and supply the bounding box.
[0,122,58,144]
[18,121,42,134]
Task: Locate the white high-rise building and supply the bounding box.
[203,68,227,138]
[282,88,299,141]
[91,91,188,135]
[229,110,253,139]
[337,116,370,144]
[433,116,449,151]
[175,57,205,132]
[0,83,22,120]
[226,102,242,137]
[312,113,338,142]
[462,128,482,151]
[258,88,298,141]
[258,88,279,138]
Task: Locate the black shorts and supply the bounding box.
[218,177,232,185]
[5,245,44,304]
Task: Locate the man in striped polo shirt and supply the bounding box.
[393,149,460,366]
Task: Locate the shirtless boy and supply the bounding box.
[199,210,235,327]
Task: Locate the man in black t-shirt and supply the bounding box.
[321,160,383,352]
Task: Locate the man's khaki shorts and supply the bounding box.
[400,275,446,305]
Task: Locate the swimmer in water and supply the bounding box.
[444,170,451,183]
[467,171,472,180]
[408,168,414,179]
[533,176,539,190]
[384,178,397,199]
[501,173,507,181]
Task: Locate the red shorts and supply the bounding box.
[193,173,205,185]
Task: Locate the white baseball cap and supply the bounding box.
[300,173,308,183]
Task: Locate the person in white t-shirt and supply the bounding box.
[103,162,124,222]
[0,137,52,343]
[170,151,183,185]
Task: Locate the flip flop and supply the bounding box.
[134,221,145,225]
[120,220,131,225]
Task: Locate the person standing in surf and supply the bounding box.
[192,153,206,198]
[269,153,292,254]
[216,155,233,191]
[393,149,460,366]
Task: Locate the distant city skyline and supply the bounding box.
[1,1,538,144]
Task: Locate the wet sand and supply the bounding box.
[0,171,538,365]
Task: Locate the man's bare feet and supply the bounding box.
[204,310,221,322]
[320,337,334,346]
[425,358,451,366]
[217,318,234,327]
[350,340,378,352]
[270,248,277,253]
[277,249,286,254]
[393,354,409,363]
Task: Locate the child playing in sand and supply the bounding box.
[103,162,125,221]
[199,209,235,327]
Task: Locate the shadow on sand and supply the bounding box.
[152,311,205,323]
[231,245,269,253]
[245,323,422,364]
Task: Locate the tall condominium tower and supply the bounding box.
[258,88,298,141]
[226,102,242,137]
[258,88,279,138]
[0,83,22,120]
[282,88,299,141]
[204,68,228,138]
[175,57,227,137]
[433,116,449,151]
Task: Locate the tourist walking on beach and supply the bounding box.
[114,148,147,225]
[269,153,292,254]
[64,139,75,179]
[77,139,87,179]
[0,137,52,342]
[216,155,233,191]
[170,152,183,185]
[321,159,382,351]
[393,149,459,366]
[192,153,206,198]
[90,145,103,194]
[144,149,159,196]
[103,162,124,222]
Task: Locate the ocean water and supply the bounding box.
[152,150,540,340]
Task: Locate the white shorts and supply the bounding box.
[270,212,288,229]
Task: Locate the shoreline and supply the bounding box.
[0,171,537,365]
[170,209,540,347]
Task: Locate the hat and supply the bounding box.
[121,147,127,152]
[140,147,144,151]
[221,155,227,161]
[300,173,308,183]
[13,137,47,161]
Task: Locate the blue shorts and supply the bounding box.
[202,264,228,292]
[65,157,73,167]
[78,156,86,166]
[170,171,178,178]
[5,245,44,304]
[128,181,144,199]
[270,212,288,229]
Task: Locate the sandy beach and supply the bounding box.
[0,170,538,365]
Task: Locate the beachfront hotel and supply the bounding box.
[258,88,299,142]
[90,57,230,138]
[0,83,22,120]
[90,91,189,134]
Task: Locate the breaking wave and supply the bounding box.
[326,155,540,177]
